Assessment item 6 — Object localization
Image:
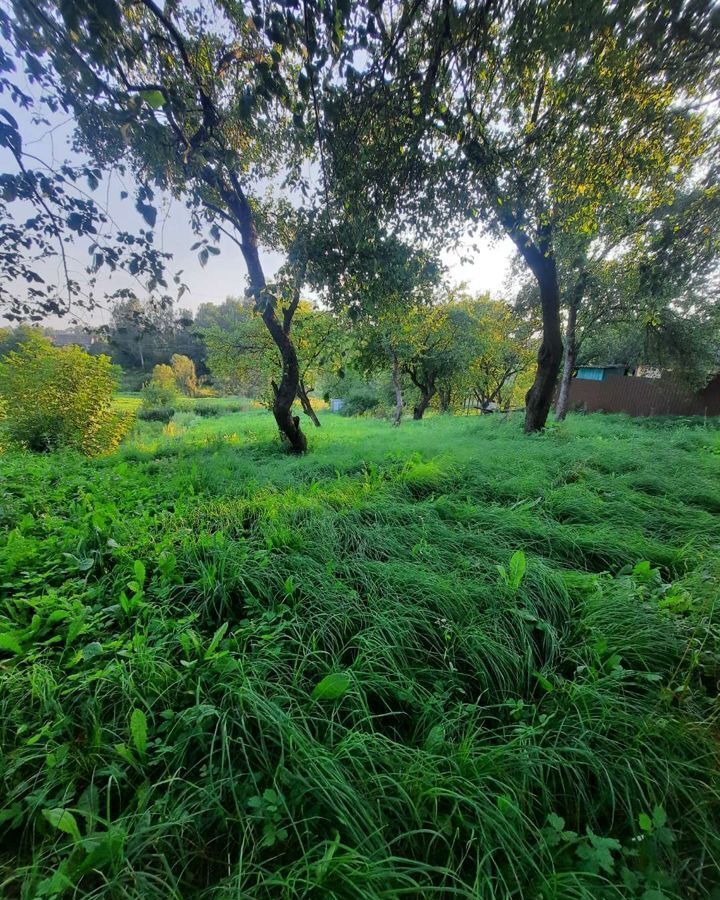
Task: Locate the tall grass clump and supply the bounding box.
[1,411,719,898]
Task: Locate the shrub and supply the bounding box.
[194,404,220,417]
[137,406,176,423]
[339,384,380,416]
[0,334,131,455]
[141,365,178,408]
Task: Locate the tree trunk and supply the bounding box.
[226,181,307,453]
[391,350,403,426]
[438,385,452,413]
[413,384,435,419]
[555,299,578,422]
[298,381,321,427]
[523,255,563,434]
[267,328,307,453]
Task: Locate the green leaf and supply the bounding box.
[140,89,165,110]
[133,560,146,585]
[0,633,23,654]
[424,724,445,751]
[638,812,653,833]
[509,550,526,588]
[82,641,103,661]
[533,670,554,693]
[652,805,667,829]
[130,708,148,755]
[577,829,621,875]
[311,671,350,700]
[42,807,81,842]
[206,622,228,656]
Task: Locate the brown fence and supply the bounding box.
[566,374,720,418]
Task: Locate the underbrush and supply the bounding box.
[1,412,719,898]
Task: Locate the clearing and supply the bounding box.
[1,411,719,898]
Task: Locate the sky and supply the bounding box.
[1,57,515,330]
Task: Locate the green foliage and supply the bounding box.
[339,384,380,416]
[129,709,148,756]
[497,549,527,591]
[311,671,351,700]
[140,365,178,409]
[136,406,175,423]
[0,334,131,456]
[1,411,720,896]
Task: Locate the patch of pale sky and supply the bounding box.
[1,57,515,328]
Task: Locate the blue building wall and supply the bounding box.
[576,367,606,381]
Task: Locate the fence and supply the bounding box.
[566,374,720,418]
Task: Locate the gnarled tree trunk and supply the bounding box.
[227,181,307,453]
[266,319,307,453]
[298,380,321,427]
[413,392,434,421]
[408,368,435,420]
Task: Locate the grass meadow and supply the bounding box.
[1,408,720,898]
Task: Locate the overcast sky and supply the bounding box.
[1,61,515,329]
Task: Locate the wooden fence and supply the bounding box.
[566,374,720,418]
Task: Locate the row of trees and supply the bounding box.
[2,0,719,450]
[198,290,536,423]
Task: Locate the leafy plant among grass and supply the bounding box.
[1,411,719,898]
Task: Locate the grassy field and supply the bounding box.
[1,409,720,898]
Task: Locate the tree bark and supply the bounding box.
[391,350,403,426]
[456,133,563,433]
[298,381,321,427]
[555,299,578,422]
[438,385,452,413]
[225,180,307,453]
[523,253,563,434]
[412,381,435,419]
[413,392,432,419]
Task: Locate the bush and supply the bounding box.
[340,384,380,416]
[0,334,132,455]
[194,404,220,417]
[137,406,176,423]
[141,365,178,408]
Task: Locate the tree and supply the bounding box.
[454,296,537,412]
[8,0,367,452]
[292,306,348,427]
[170,354,200,397]
[543,172,720,418]
[0,324,41,357]
[141,363,178,409]
[106,296,165,372]
[331,0,719,432]
[306,219,441,425]
[203,301,276,405]
[205,300,343,424]
[0,23,174,322]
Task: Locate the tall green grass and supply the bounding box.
[1,411,719,897]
